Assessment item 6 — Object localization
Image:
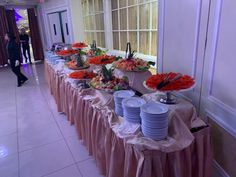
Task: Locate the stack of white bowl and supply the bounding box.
[140,102,169,140]
[122,97,146,123]
[113,90,135,116]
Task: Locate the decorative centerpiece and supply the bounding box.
[87,40,106,57]
[144,72,195,104]
[89,65,130,92]
[114,43,155,72]
[66,53,90,70]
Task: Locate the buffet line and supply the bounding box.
[44,41,212,177]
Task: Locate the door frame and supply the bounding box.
[41,5,74,47]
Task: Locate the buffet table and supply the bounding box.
[44,58,212,177]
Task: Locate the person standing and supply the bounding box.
[20,28,32,64]
[5,32,28,87]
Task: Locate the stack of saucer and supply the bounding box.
[140,102,169,140]
[122,97,146,123]
[113,90,135,116]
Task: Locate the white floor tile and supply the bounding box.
[43,165,82,177]
[66,136,91,163]
[77,159,104,177]
[0,154,18,177]
[17,110,55,130]
[0,133,17,157]
[0,117,17,137]
[0,106,16,120]
[56,117,78,138]
[18,123,63,152]
[19,140,74,177]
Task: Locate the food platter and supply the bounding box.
[143,73,196,104]
[72,42,88,50]
[65,60,90,70]
[143,81,196,93]
[114,58,151,72]
[68,64,90,70]
[88,55,115,65]
[89,76,130,93]
[68,71,96,80]
[56,50,78,57]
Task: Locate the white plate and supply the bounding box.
[113,90,135,98]
[122,97,146,108]
[141,102,168,115]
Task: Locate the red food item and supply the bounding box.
[69,71,96,79]
[72,42,88,48]
[56,50,77,56]
[88,55,115,65]
[146,72,195,91]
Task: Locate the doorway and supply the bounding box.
[47,11,71,45]
[15,8,34,64]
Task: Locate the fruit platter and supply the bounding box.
[69,71,96,80]
[56,49,78,57]
[144,72,195,104]
[88,55,115,65]
[90,76,130,92]
[114,58,154,72]
[65,54,90,70]
[89,65,130,92]
[72,42,88,50]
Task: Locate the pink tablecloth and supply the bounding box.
[45,61,212,177]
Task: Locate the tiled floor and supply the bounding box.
[0,63,103,177]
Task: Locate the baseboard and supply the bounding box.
[212,160,230,177]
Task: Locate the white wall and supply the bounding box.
[158,0,236,176]
[158,0,210,109]
[37,0,84,48]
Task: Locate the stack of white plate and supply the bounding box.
[122,97,146,123]
[113,90,135,116]
[140,102,169,140]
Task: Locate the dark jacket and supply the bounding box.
[20,34,29,46]
[7,40,20,67]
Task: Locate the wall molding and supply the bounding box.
[191,0,203,79]
[213,160,230,177]
[207,0,223,95]
[157,0,165,73]
[205,109,236,139]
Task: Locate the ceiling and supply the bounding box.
[0,0,43,6]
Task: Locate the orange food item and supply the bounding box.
[88,55,115,65]
[115,58,149,71]
[146,72,195,91]
[69,71,96,79]
[56,50,77,56]
[72,42,88,48]
[66,60,77,68]
[66,60,89,69]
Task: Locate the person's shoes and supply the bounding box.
[21,78,28,85]
[17,83,22,87]
[29,62,32,64]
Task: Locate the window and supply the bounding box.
[111,0,158,56]
[81,0,105,47]
[81,0,158,57]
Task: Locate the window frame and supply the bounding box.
[111,0,158,56]
[82,0,105,47]
[81,0,158,64]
